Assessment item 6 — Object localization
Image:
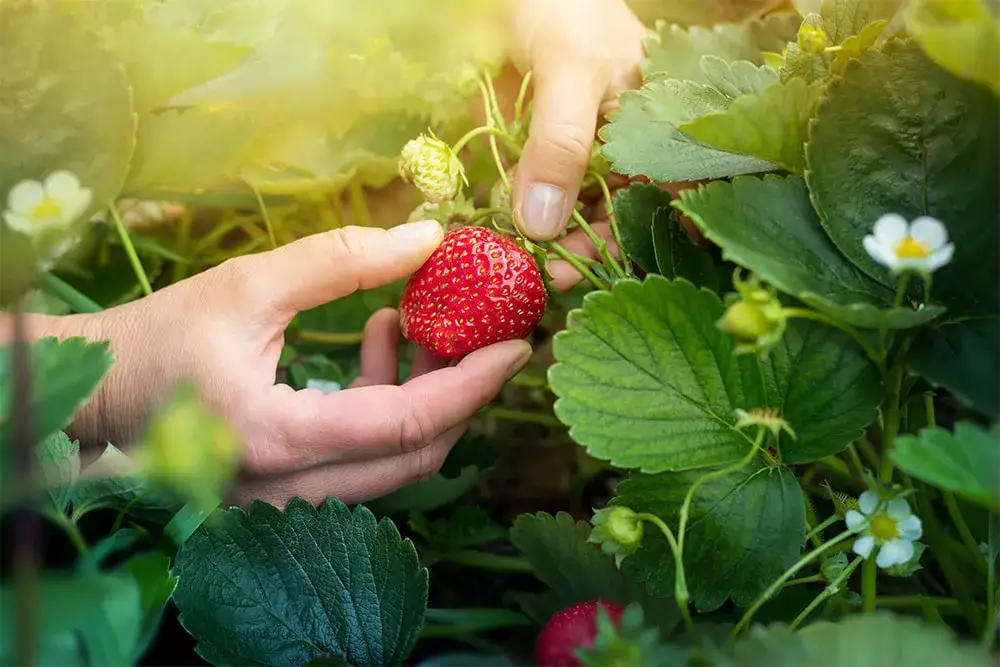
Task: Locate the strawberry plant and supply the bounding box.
[1,0,999,666]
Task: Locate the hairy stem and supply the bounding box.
[38,272,103,314]
[549,242,607,290]
[862,555,877,612]
[790,557,863,630]
[109,204,153,296]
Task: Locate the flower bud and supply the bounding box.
[717,271,787,355]
[797,24,829,55]
[489,179,511,211]
[134,384,242,506]
[399,132,467,203]
[588,506,645,568]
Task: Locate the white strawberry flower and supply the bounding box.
[3,171,93,236]
[846,490,923,570]
[862,214,954,274]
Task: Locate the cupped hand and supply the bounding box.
[58,221,534,507]
[507,0,647,241]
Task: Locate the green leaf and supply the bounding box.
[678,78,822,173]
[550,277,767,472]
[806,40,1000,316]
[651,209,724,292]
[409,507,508,552]
[612,183,673,273]
[820,0,905,43]
[642,22,765,83]
[508,512,680,635]
[119,552,178,662]
[550,276,883,471]
[675,176,946,329]
[0,1,137,228]
[172,498,427,667]
[37,430,80,514]
[761,318,882,464]
[0,337,114,450]
[734,612,993,666]
[615,462,805,611]
[893,422,1000,511]
[0,572,143,667]
[906,0,1000,96]
[77,528,143,573]
[600,80,776,183]
[72,444,183,524]
[909,318,999,419]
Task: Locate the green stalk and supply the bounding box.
[878,362,905,484]
[482,73,508,134]
[247,180,278,249]
[451,126,515,156]
[730,526,862,641]
[916,481,985,634]
[790,557,863,630]
[861,555,877,612]
[476,80,511,191]
[514,71,533,127]
[636,512,694,636]
[805,515,841,547]
[549,242,607,290]
[37,272,103,313]
[571,209,626,279]
[108,204,153,296]
[435,550,535,573]
[590,170,633,276]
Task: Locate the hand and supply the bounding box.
[507,0,647,241]
[52,221,532,507]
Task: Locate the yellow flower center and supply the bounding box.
[870,514,899,541]
[29,196,63,222]
[893,235,931,259]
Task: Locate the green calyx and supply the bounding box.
[589,506,645,568]
[717,270,787,355]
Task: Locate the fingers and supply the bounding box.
[256,339,532,473]
[230,221,443,316]
[351,308,401,388]
[548,222,619,291]
[233,425,466,507]
[513,55,608,242]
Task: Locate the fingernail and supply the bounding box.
[520,183,566,239]
[388,220,441,246]
[506,341,533,380]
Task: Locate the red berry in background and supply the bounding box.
[535,600,624,667]
[399,226,547,358]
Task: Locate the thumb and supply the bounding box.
[237,220,443,314]
[513,61,607,241]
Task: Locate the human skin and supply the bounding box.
[3,0,669,508]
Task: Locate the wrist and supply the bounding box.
[3,309,120,456]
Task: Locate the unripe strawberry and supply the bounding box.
[535,600,624,667]
[399,226,547,358]
[399,132,466,203]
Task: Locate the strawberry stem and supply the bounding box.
[476,79,511,192]
[570,209,626,279]
[514,71,533,128]
[452,126,514,156]
[550,242,608,290]
[590,170,633,277]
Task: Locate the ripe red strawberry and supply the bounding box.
[400,226,547,358]
[535,600,624,667]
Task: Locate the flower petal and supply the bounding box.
[858,490,879,515]
[875,540,906,570]
[863,235,897,269]
[910,216,948,250]
[873,214,908,247]
[845,509,866,530]
[7,179,45,214]
[897,514,923,541]
[853,535,876,559]
[44,170,83,200]
[927,243,955,271]
[62,188,93,223]
[886,497,911,520]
